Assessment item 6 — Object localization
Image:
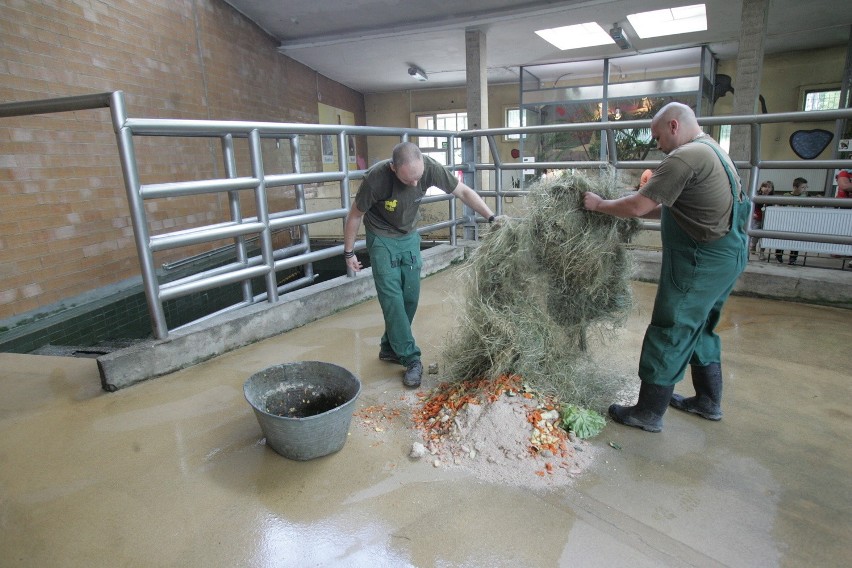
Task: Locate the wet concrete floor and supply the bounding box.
[1,268,850,567]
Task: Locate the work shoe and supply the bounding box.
[609,382,675,433]
[403,359,423,388]
[670,363,723,420]
[378,346,401,365]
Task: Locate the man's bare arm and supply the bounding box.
[583,191,661,218]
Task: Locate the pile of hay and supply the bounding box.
[441,169,641,412]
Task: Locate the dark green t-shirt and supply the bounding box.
[354,155,459,236]
[639,135,739,242]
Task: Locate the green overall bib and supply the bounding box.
[367,230,422,365]
[638,141,749,387]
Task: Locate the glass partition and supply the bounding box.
[518,46,715,184]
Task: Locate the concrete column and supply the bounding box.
[463,28,490,235]
[730,0,769,171]
[465,28,488,130]
[465,28,489,184]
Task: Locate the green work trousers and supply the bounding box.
[639,191,749,387]
[367,231,422,365]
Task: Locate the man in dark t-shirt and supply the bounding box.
[583,103,749,433]
[343,142,497,387]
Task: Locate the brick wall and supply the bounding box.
[0,0,365,321]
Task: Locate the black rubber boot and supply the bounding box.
[608,382,675,433]
[670,363,723,421]
[403,359,422,388]
[378,346,402,365]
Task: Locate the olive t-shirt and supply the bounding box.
[355,155,460,237]
[639,135,739,242]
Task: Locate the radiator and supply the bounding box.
[761,206,852,255]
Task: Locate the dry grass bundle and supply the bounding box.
[441,169,641,411]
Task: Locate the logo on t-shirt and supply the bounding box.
[384,199,398,212]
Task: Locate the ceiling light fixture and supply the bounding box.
[627,4,707,39]
[408,66,428,81]
[535,22,614,51]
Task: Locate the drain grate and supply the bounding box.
[30,339,141,358]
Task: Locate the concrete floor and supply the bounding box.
[1,269,850,567]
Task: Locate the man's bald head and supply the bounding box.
[391,142,422,169]
[390,142,425,186]
[650,102,703,153]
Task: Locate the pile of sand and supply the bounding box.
[352,378,600,490]
[410,392,597,489]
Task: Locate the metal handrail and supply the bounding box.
[2,91,850,340]
[456,109,852,242]
[104,92,470,339]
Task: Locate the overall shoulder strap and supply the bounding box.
[693,138,744,201]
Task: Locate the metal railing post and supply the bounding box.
[247,129,278,303]
[485,134,503,216]
[291,135,314,283]
[461,135,477,241]
[221,133,253,304]
[111,96,169,339]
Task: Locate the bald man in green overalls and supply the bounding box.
[583,102,749,433]
[343,142,498,388]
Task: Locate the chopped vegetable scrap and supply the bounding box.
[412,374,523,442]
[413,374,575,477]
[353,395,407,435]
[527,407,570,459]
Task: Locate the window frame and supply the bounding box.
[800,85,842,111]
[413,111,467,194]
[414,111,467,165]
[503,106,527,142]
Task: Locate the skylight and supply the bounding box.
[627,4,707,39]
[535,22,615,50]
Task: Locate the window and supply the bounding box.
[504,108,528,140]
[415,111,466,166]
[718,125,731,153]
[415,112,467,194]
[803,89,841,111]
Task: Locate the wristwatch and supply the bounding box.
[488,215,496,223]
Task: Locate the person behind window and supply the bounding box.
[751,181,782,260]
[836,170,851,198]
[636,168,653,190]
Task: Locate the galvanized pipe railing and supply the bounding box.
[3,91,851,341]
[0,90,467,339]
[112,104,465,337]
[0,92,114,117]
[458,108,852,239]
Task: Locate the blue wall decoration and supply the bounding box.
[789,129,833,159]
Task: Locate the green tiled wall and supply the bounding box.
[0,249,357,355]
